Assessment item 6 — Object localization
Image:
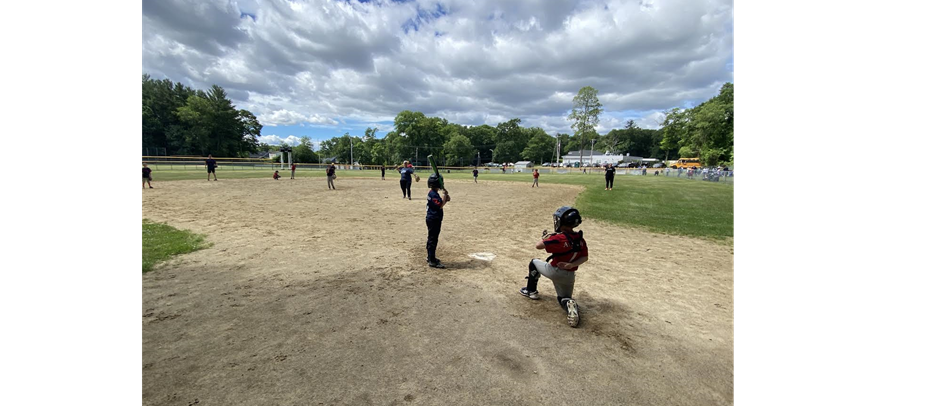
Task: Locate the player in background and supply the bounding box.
[396,160,419,200]
[206,154,218,181]
[273,170,281,180]
[381,165,386,180]
[425,174,449,268]
[532,168,540,187]
[604,163,615,190]
[473,167,479,183]
[290,163,297,179]
[142,163,153,189]
[326,163,337,190]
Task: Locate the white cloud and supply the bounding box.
[258,135,322,150]
[259,134,288,145]
[258,109,339,127]
[284,135,303,146]
[637,111,668,130]
[144,0,733,135]
[258,134,311,147]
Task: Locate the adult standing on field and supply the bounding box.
[381,165,386,180]
[326,163,337,189]
[604,163,615,190]
[396,160,419,200]
[206,155,219,182]
[142,163,153,189]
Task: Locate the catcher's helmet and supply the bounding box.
[553,206,582,232]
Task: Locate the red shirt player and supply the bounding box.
[273,170,281,180]
[290,163,297,179]
[532,169,540,188]
[520,206,587,327]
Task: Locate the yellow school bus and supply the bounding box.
[670,158,701,169]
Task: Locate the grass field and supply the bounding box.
[141,219,210,272]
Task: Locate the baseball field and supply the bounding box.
[142,170,733,405]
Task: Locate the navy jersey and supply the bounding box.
[425,190,445,220]
[605,167,615,178]
[142,167,152,178]
[206,159,216,168]
[400,167,414,182]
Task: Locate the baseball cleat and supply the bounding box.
[519,288,540,300]
[428,260,445,269]
[566,299,580,327]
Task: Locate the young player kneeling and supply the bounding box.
[520,206,588,327]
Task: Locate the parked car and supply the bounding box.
[653,163,665,168]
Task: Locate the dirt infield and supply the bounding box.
[142,177,733,405]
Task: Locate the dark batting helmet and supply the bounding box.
[427,174,441,189]
[553,206,582,232]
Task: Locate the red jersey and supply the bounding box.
[273,173,281,179]
[542,231,588,271]
[533,171,540,178]
[291,164,296,170]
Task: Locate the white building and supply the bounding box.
[561,150,625,166]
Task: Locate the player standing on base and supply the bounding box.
[206,154,218,181]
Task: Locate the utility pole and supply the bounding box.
[477,151,481,167]
[350,137,353,169]
[590,139,597,167]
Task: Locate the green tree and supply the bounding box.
[318,137,342,162]
[605,120,635,154]
[371,142,390,165]
[144,75,262,157]
[521,130,556,164]
[492,118,527,163]
[292,137,319,163]
[143,75,198,154]
[660,107,689,161]
[466,124,497,164]
[237,109,262,156]
[443,134,474,166]
[393,111,447,165]
[657,83,733,165]
[317,133,367,164]
[174,94,214,154]
[567,86,603,166]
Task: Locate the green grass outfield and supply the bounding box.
[142,219,210,272]
[143,165,733,240]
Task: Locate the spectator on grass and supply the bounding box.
[142,163,153,189]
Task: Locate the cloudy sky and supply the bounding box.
[143,0,733,147]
